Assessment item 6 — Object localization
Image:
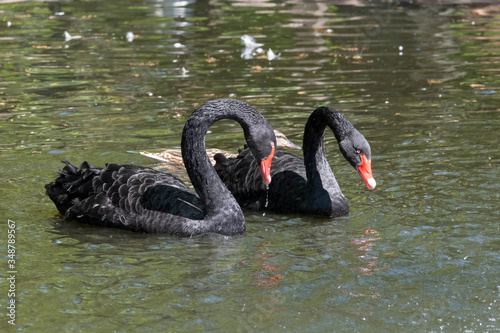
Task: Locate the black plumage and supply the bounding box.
[45,99,277,236]
[215,106,376,217]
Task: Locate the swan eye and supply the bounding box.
[355,149,361,154]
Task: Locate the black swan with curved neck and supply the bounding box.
[214,106,375,217]
[45,99,276,236]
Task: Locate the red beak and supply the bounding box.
[259,142,275,185]
[357,154,376,189]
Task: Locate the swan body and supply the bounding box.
[214,106,375,217]
[45,99,276,236]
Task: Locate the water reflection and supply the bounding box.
[350,228,384,276]
[240,34,264,59]
[154,0,198,18]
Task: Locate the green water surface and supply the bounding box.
[1,0,499,332]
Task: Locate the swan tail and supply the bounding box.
[45,161,103,216]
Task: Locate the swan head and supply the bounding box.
[244,125,277,185]
[338,129,376,190]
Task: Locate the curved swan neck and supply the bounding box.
[181,99,266,217]
[303,107,352,186]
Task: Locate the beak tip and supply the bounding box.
[366,177,376,189]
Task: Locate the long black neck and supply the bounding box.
[303,107,352,190]
[181,99,265,219]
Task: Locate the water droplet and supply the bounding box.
[264,184,269,208]
[262,184,270,216]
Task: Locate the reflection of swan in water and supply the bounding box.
[45,99,276,236]
[140,130,300,173]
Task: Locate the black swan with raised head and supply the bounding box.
[45,99,277,236]
[214,106,375,217]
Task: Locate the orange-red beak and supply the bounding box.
[259,142,275,185]
[357,154,376,189]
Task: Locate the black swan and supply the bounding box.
[139,130,300,173]
[45,99,277,236]
[214,106,376,217]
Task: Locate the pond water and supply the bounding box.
[1,0,499,331]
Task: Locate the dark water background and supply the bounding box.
[1,0,499,331]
